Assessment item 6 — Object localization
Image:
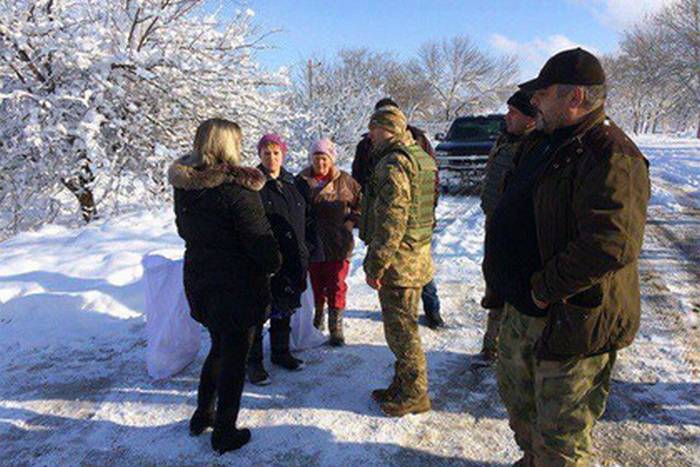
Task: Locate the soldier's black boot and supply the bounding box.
[328,308,345,347]
[313,302,326,331]
[270,317,304,371]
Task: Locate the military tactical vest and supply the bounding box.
[398,143,437,248]
[360,142,437,248]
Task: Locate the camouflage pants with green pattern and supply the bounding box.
[497,303,616,467]
[379,286,428,400]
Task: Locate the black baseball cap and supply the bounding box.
[507,90,536,118]
[519,47,605,92]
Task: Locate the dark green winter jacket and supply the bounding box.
[528,106,650,360]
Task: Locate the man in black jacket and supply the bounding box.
[353,98,445,329]
[478,90,536,361]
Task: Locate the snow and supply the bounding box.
[1,139,699,465]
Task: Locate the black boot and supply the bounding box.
[247,323,271,385]
[247,361,271,386]
[313,302,326,331]
[211,325,254,454]
[425,308,445,329]
[211,427,251,454]
[270,317,304,371]
[189,408,215,436]
[328,308,345,346]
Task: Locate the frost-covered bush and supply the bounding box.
[0,0,283,237]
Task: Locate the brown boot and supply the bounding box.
[380,393,431,417]
[328,308,345,347]
[313,303,325,331]
[371,379,400,403]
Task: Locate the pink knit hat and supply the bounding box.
[257,134,287,156]
[308,138,337,164]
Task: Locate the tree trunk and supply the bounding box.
[61,163,98,223]
[696,113,700,139]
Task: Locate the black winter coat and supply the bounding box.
[169,157,282,332]
[257,165,322,313]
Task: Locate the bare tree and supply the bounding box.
[409,36,518,121]
[605,0,699,136]
[654,0,700,137]
[286,48,394,168]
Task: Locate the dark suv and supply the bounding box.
[434,114,504,193]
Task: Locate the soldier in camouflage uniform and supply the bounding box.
[485,48,650,466]
[360,105,437,417]
[479,90,536,362]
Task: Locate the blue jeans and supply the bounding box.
[421,279,440,315]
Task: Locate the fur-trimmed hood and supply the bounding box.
[168,155,266,192]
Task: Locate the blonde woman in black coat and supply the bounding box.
[169,118,281,454]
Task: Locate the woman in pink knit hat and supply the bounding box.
[297,138,361,346]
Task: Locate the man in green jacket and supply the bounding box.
[361,105,437,417]
[487,48,650,466]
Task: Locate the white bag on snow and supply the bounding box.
[290,275,326,351]
[142,253,200,380]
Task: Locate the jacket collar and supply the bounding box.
[298,165,340,184]
[168,156,266,191]
[550,106,607,149]
[257,164,296,185]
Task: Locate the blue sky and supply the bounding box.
[208,0,670,79]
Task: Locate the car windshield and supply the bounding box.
[447,118,503,141]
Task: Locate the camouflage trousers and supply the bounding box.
[379,286,428,400]
[482,306,504,354]
[497,304,616,467]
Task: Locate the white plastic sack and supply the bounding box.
[290,275,326,351]
[142,253,200,380]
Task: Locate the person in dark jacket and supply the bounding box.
[297,138,362,346]
[246,133,322,386]
[478,90,536,362]
[353,97,445,329]
[169,118,281,454]
[486,48,650,466]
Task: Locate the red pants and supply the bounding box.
[308,260,350,310]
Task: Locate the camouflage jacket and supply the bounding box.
[361,141,436,288]
[480,132,528,218]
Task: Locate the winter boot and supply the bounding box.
[425,309,445,329]
[371,379,400,403]
[247,325,271,384]
[270,318,304,371]
[246,361,271,386]
[328,308,345,347]
[313,302,326,331]
[189,408,215,436]
[380,393,432,417]
[211,427,252,454]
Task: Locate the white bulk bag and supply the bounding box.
[142,254,200,380]
[290,275,326,351]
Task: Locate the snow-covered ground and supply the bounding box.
[1,139,699,466]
